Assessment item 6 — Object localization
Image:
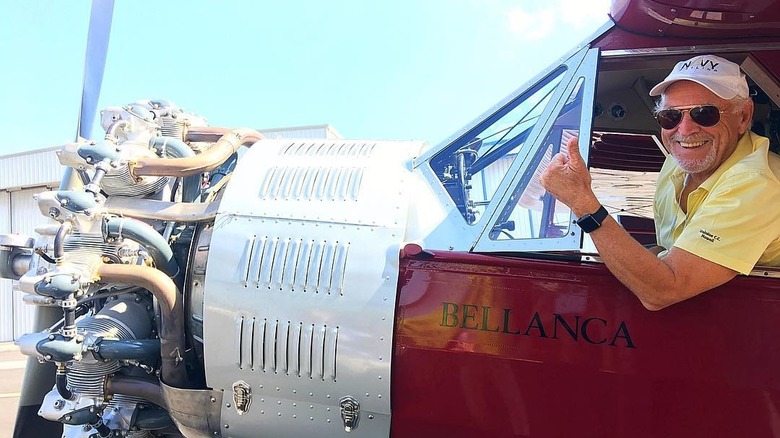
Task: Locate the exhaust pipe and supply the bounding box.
[97,264,189,388]
[105,374,165,408]
[131,128,262,177]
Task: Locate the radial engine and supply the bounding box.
[1,100,262,437]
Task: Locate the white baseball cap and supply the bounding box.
[649,55,749,99]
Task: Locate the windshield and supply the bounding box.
[489,77,586,240]
[429,66,566,224]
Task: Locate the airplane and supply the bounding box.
[2,0,780,436]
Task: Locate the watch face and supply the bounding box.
[577,215,600,233]
[576,206,607,233]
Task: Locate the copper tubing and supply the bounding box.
[130,128,262,177]
[185,126,232,143]
[97,264,189,388]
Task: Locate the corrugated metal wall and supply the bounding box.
[260,124,343,140]
[11,187,55,340]
[0,148,61,190]
[0,191,12,341]
[0,149,61,341]
[0,186,56,341]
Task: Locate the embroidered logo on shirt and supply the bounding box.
[699,229,721,242]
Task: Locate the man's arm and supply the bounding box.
[540,137,737,310]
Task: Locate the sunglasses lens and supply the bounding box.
[656,110,682,129]
[690,105,721,127]
[655,105,722,129]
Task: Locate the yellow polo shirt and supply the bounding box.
[654,131,780,274]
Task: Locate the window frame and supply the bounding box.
[472,47,600,252]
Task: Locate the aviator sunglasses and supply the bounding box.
[654,105,727,130]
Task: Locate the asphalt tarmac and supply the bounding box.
[0,342,25,438]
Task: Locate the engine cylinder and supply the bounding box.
[67,296,154,398]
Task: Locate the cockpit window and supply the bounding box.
[430,66,567,225]
[489,77,585,240]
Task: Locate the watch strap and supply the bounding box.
[575,205,609,233]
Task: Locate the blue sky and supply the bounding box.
[0,0,610,156]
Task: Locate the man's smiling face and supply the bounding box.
[660,81,753,182]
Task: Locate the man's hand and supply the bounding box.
[539,137,600,216]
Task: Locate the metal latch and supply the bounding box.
[232,380,252,415]
[339,396,360,432]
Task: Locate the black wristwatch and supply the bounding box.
[575,205,609,233]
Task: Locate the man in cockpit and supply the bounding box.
[540,54,780,310]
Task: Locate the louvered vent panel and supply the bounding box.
[241,237,350,295]
[235,316,259,370]
[234,318,337,380]
[281,142,376,157]
[257,166,365,201]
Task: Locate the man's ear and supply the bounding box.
[738,99,755,135]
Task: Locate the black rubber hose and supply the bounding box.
[55,368,72,400]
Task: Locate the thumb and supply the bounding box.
[566,137,586,167]
[549,151,568,166]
